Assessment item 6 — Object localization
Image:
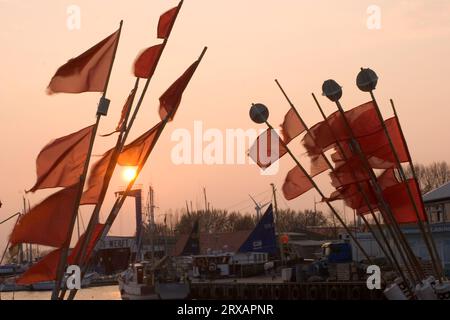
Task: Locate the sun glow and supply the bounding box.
[122,167,137,182]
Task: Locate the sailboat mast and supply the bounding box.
[149,186,155,262]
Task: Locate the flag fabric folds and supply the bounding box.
[157,6,178,39]
[159,61,200,121]
[16,249,61,285]
[310,154,329,177]
[133,44,163,79]
[10,184,80,248]
[303,101,381,156]
[47,31,119,94]
[16,224,105,285]
[118,121,163,167]
[280,108,306,144]
[81,150,114,205]
[282,166,314,200]
[28,125,94,193]
[248,129,287,169]
[382,179,427,224]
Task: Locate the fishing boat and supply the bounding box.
[30,272,96,291]
[117,187,190,300]
[118,257,190,300]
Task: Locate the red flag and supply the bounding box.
[10,184,80,248]
[101,88,137,137]
[118,121,163,166]
[282,166,314,200]
[248,129,288,169]
[159,61,200,121]
[382,179,427,224]
[69,224,105,265]
[280,108,306,144]
[80,150,114,205]
[16,249,61,285]
[16,224,104,285]
[47,30,119,94]
[28,125,94,192]
[133,44,163,79]
[157,6,178,39]
[303,101,381,156]
[310,154,329,177]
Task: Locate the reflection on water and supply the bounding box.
[0,286,121,300]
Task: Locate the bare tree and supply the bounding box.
[406,161,450,194]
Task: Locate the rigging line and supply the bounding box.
[225,189,271,210]
[276,190,290,210]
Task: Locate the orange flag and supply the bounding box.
[81,122,163,205]
[10,184,80,248]
[16,249,61,285]
[28,125,94,192]
[280,108,306,144]
[80,150,114,205]
[47,30,119,94]
[248,129,288,169]
[282,166,314,200]
[16,224,104,285]
[134,44,163,79]
[159,61,200,121]
[118,121,163,166]
[157,6,178,39]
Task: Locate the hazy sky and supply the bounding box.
[1,0,450,252]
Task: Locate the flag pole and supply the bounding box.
[249,103,374,265]
[308,90,411,283]
[66,46,207,300]
[390,98,445,280]
[50,20,124,300]
[275,79,394,266]
[356,68,442,280]
[275,79,397,272]
[121,0,184,147]
[321,79,423,284]
[64,1,185,299]
[58,79,140,300]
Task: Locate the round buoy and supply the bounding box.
[249,103,269,124]
[356,68,378,92]
[322,80,342,102]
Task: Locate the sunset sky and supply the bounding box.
[1,0,450,253]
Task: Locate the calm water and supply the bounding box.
[0,285,121,300]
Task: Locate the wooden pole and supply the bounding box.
[275,79,397,267]
[260,117,374,264]
[62,2,186,298]
[328,95,422,283]
[309,91,411,282]
[390,99,445,280]
[51,20,124,300]
[66,46,207,300]
[366,89,440,279]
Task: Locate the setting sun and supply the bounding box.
[122,167,137,182]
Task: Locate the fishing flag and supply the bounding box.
[16,224,105,285]
[80,150,114,205]
[159,60,200,121]
[117,121,163,166]
[382,179,427,224]
[157,6,179,39]
[302,101,381,156]
[133,44,163,79]
[248,129,287,169]
[47,30,119,94]
[16,248,61,285]
[10,184,80,248]
[28,125,94,193]
[280,108,306,144]
[310,154,329,177]
[101,88,137,137]
[282,166,314,200]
